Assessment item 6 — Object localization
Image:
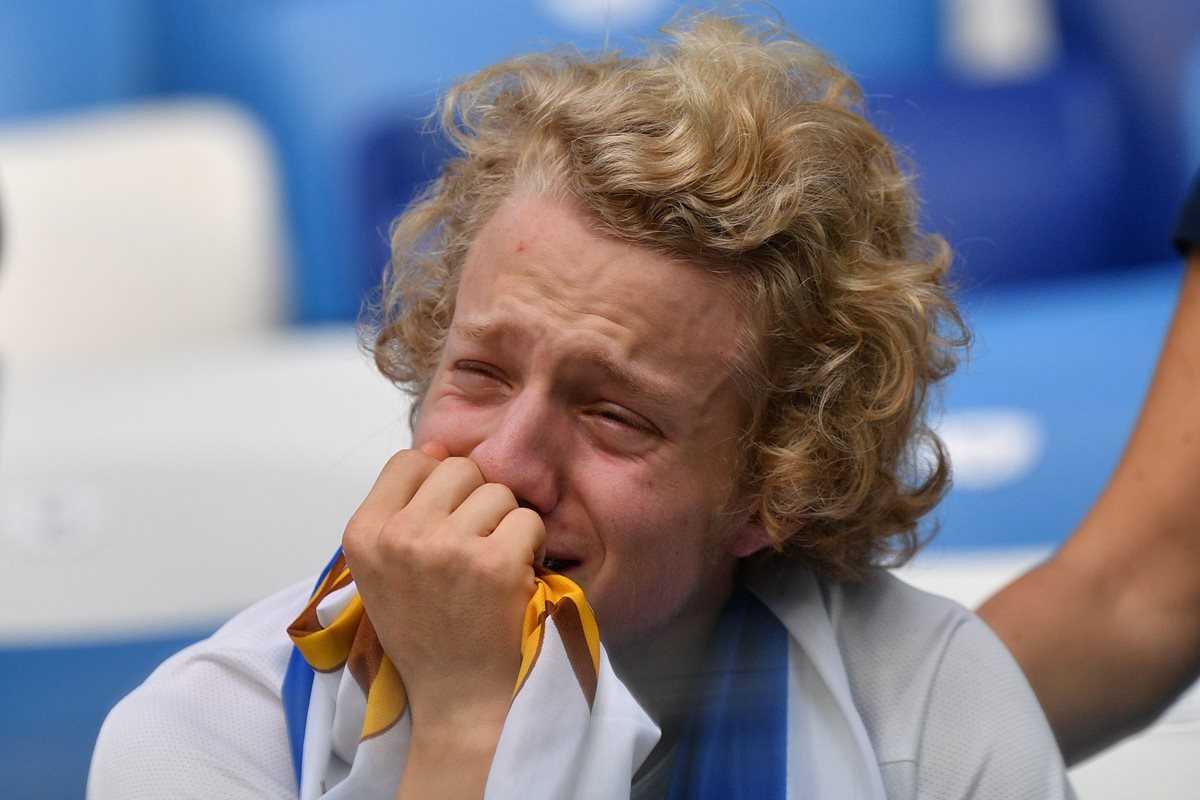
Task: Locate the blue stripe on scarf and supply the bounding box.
[666,587,789,799]
[282,547,346,791]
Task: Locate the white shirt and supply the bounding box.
[88,567,1073,799]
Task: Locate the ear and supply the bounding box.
[725,517,774,558]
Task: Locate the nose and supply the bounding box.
[468,391,563,515]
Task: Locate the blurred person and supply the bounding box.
[981,172,1200,764]
[87,11,1072,799]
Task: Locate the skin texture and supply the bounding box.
[342,194,770,799]
[980,252,1200,764]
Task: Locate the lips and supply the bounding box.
[541,534,583,574]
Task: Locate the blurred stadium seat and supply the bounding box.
[0,101,288,367]
[142,0,943,320]
[869,61,1128,287]
[0,328,411,799]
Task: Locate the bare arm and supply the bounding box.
[979,252,1200,765]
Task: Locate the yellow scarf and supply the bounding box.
[286,552,601,740]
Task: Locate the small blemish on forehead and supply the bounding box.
[516,240,526,252]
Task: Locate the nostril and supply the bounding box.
[516,498,543,515]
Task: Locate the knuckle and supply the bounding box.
[479,482,517,509]
[384,448,424,471]
[441,456,483,482]
[387,504,418,530]
[509,506,545,532]
[342,513,373,553]
[383,449,437,482]
[377,527,417,561]
[383,506,437,546]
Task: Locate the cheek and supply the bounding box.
[588,473,715,579]
[413,396,481,454]
[588,454,710,526]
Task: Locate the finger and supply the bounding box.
[404,456,488,519]
[348,449,443,534]
[487,507,546,569]
[419,441,451,460]
[447,483,520,538]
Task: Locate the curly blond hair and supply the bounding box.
[366,10,968,581]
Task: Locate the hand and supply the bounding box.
[341,443,545,791]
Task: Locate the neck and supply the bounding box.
[610,585,732,780]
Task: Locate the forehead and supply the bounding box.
[463,194,744,350]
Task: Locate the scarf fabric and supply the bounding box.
[665,588,790,798]
[281,548,657,799]
[280,550,888,799]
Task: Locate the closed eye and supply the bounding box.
[598,409,640,428]
[586,403,661,439]
[451,360,508,390]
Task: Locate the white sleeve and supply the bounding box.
[86,579,313,800]
[914,615,1076,800]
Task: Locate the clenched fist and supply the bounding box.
[341,443,546,795]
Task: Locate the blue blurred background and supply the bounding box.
[3,0,1198,319]
[2,1,1199,797]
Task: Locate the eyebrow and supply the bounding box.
[450,319,679,409]
[453,320,510,343]
[578,348,677,409]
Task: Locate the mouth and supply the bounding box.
[541,556,580,573]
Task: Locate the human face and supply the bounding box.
[413,194,761,647]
